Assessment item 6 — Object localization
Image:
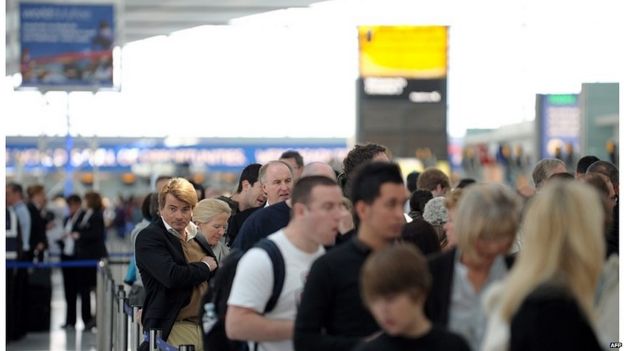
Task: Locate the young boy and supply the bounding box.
[356,244,470,351]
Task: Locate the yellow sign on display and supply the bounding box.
[358,26,448,79]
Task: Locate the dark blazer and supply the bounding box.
[425,247,515,327]
[135,217,216,343]
[74,209,108,260]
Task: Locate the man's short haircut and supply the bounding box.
[586,160,619,187]
[361,244,432,305]
[409,189,433,214]
[456,178,476,189]
[342,143,388,178]
[350,161,403,210]
[156,175,173,183]
[532,158,566,188]
[548,172,575,181]
[6,182,24,198]
[576,155,600,174]
[141,193,160,221]
[400,219,441,256]
[279,150,304,168]
[158,177,198,209]
[236,163,262,193]
[66,194,82,206]
[26,184,45,200]
[259,160,293,184]
[416,168,450,192]
[291,176,338,207]
[406,171,420,193]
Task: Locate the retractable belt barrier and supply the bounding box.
[95,259,196,351]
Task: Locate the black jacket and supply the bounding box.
[425,247,515,327]
[135,217,216,343]
[74,209,108,260]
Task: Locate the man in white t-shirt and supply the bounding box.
[226,175,345,351]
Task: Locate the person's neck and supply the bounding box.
[231,193,247,211]
[357,224,391,251]
[403,314,432,339]
[460,253,495,272]
[283,222,319,254]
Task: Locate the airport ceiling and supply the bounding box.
[5,0,323,76]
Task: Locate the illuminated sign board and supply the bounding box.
[537,94,580,159]
[19,3,115,89]
[5,144,348,171]
[358,26,448,79]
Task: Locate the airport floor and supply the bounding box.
[7,234,131,351]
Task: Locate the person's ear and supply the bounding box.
[355,201,368,221]
[241,180,251,191]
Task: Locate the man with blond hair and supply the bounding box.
[136,177,218,350]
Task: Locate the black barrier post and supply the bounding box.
[149,328,162,351]
[107,275,115,350]
[178,345,195,351]
[130,305,140,351]
[116,285,128,351]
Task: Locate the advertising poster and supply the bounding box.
[19,3,115,88]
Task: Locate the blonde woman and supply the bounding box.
[483,181,604,350]
[194,198,232,263]
[425,183,521,351]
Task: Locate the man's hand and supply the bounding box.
[201,256,218,271]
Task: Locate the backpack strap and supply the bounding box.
[254,238,286,314]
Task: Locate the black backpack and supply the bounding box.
[202,238,285,351]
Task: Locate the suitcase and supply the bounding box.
[26,260,52,332]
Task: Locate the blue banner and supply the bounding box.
[6,143,348,172]
[19,3,115,88]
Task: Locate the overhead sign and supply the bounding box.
[5,143,348,171]
[358,26,447,79]
[537,94,580,159]
[19,3,115,89]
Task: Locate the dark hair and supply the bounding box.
[456,178,476,189]
[409,190,433,214]
[280,150,304,168]
[291,176,338,207]
[141,193,160,221]
[6,182,24,198]
[361,244,432,304]
[342,143,388,178]
[586,160,619,187]
[350,162,403,222]
[66,194,82,205]
[417,168,450,192]
[576,155,600,174]
[156,175,172,183]
[236,163,262,193]
[26,184,45,200]
[84,191,103,211]
[401,219,441,256]
[188,179,205,200]
[548,172,575,181]
[406,171,420,193]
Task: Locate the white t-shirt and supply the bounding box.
[228,230,324,351]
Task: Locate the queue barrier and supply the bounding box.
[96,259,197,351]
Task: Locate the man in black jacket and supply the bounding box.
[136,178,218,350]
[294,161,408,351]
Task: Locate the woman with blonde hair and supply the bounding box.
[194,198,232,263]
[425,183,521,351]
[483,180,604,350]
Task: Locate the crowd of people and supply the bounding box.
[6,145,619,351]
